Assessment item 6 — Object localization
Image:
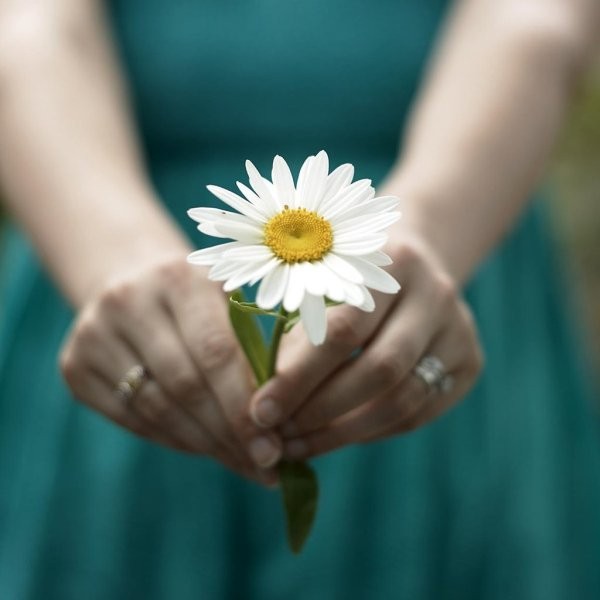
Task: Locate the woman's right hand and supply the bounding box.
[59,254,282,485]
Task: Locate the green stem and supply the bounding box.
[267,306,288,378]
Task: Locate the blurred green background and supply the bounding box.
[0,66,599,370]
[549,64,600,371]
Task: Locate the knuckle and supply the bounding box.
[402,341,422,368]
[459,302,477,330]
[168,371,200,399]
[100,280,137,311]
[435,273,458,305]
[272,371,301,396]
[227,409,252,441]
[388,239,421,267]
[58,348,78,382]
[156,258,190,288]
[142,395,174,424]
[326,313,362,350]
[470,346,485,377]
[370,352,405,386]
[197,329,237,370]
[73,314,100,344]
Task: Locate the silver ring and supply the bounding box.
[114,365,148,403]
[413,355,453,394]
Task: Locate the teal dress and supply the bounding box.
[1,2,599,598]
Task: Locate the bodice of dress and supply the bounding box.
[109,0,449,174]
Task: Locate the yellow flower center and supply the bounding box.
[264,207,333,263]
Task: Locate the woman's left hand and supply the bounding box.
[248,233,484,460]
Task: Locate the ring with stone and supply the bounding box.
[413,355,454,394]
[114,365,149,403]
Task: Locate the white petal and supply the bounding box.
[299,293,327,345]
[361,250,393,266]
[320,179,374,220]
[297,151,329,211]
[198,222,228,238]
[282,264,306,312]
[334,230,384,244]
[247,256,283,287]
[333,212,401,237]
[188,207,260,226]
[333,235,388,255]
[295,155,314,208]
[236,181,263,207]
[206,185,268,222]
[340,280,365,306]
[343,256,400,294]
[271,155,296,209]
[245,160,281,212]
[303,261,329,296]
[187,241,244,266]
[320,263,346,302]
[256,263,290,309]
[262,178,278,199]
[358,286,376,312]
[223,245,273,261]
[322,253,364,284]
[222,258,279,292]
[213,221,264,244]
[330,195,400,224]
[320,164,354,206]
[209,260,248,281]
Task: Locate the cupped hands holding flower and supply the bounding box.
[187,150,483,462]
[185,150,484,550]
[61,150,483,501]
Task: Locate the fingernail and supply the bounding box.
[251,397,282,428]
[284,439,308,460]
[248,436,281,468]
[280,420,299,438]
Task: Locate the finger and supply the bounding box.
[174,381,251,466]
[249,297,394,430]
[161,283,257,469]
[105,297,256,464]
[282,318,475,460]
[61,355,183,452]
[282,376,428,460]
[60,315,160,441]
[163,276,282,469]
[130,379,220,454]
[70,313,234,459]
[283,281,447,437]
[248,242,433,429]
[129,380,273,486]
[377,313,483,438]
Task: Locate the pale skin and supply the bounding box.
[0,1,598,484]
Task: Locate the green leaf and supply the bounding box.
[228,291,269,385]
[283,311,301,333]
[229,298,285,320]
[279,460,319,554]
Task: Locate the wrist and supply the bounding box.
[378,173,472,286]
[69,212,193,309]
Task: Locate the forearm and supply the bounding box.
[382,0,599,285]
[0,3,189,308]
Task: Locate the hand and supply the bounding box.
[59,255,282,485]
[248,234,484,459]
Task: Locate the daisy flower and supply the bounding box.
[187,150,401,345]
